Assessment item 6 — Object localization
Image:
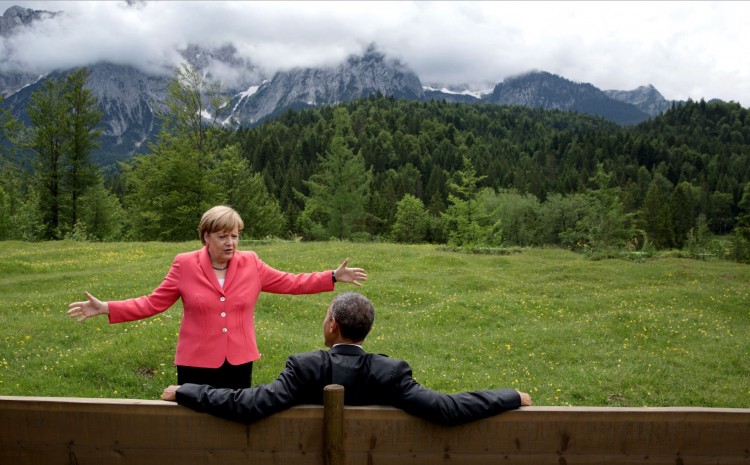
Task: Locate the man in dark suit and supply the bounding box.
[161,292,532,426]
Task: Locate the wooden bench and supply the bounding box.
[2,386,749,465]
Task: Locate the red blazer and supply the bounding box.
[108,247,334,368]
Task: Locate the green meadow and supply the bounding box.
[0,240,748,407]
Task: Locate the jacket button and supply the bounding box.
[221,328,228,333]
[220,296,226,302]
[220,312,227,318]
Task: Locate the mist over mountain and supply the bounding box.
[0,5,57,95]
[1,5,685,165]
[0,4,57,34]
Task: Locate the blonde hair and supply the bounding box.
[198,206,244,244]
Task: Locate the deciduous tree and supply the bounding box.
[392,194,429,243]
[163,63,226,157]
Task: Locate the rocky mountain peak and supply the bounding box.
[604,85,671,116]
[488,71,588,109]
[486,71,650,125]
[228,45,423,125]
[0,5,59,36]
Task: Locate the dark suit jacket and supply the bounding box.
[176,344,522,426]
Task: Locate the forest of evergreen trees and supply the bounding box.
[1,67,750,262]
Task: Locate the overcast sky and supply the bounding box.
[1,1,748,106]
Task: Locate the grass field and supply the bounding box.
[0,240,748,407]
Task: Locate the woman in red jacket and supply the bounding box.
[66,205,367,389]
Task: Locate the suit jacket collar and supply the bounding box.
[199,246,235,293]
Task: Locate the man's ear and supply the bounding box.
[329,317,339,333]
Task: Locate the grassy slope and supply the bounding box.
[0,240,748,407]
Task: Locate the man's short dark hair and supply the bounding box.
[330,292,375,342]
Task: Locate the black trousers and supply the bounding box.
[177,359,253,389]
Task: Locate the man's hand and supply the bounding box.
[518,391,532,406]
[161,385,181,402]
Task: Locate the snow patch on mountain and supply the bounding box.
[422,85,492,99]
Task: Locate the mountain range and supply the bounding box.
[1,5,679,166]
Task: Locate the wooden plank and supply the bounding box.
[323,384,345,465]
[1,396,325,465]
[341,406,750,464]
[2,396,749,465]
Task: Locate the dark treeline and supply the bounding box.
[226,95,750,257]
[1,68,750,262]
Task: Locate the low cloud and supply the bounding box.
[1,1,748,105]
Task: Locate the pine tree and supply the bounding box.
[25,69,104,239]
[123,135,210,241]
[736,182,750,241]
[298,135,372,240]
[442,156,488,247]
[0,95,22,150]
[641,173,675,248]
[76,178,125,241]
[670,181,699,248]
[731,182,750,262]
[0,98,24,239]
[575,164,635,250]
[28,76,67,238]
[63,68,102,227]
[208,144,285,239]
